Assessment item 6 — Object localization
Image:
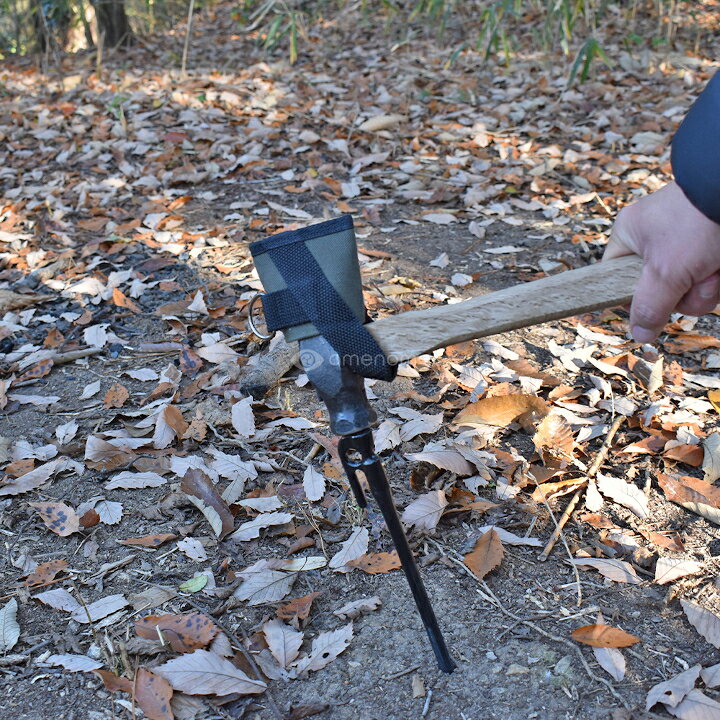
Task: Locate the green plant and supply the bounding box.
[567,35,613,86]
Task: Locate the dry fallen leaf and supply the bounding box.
[135,613,218,653]
[103,383,129,409]
[0,598,20,653]
[329,527,369,570]
[646,664,702,710]
[572,558,641,584]
[231,511,294,542]
[332,596,382,620]
[29,501,80,537]
[117,533,177,548]
[346,552,401,574]
[658,472,720,525]
[155,649,267,696]
[654,557,703,585]
[591,612,626,682]
[401,490,448,532]
[276,593,322,623]
[181,469,234,539]
[25,559,68,587]
[290,623,353,677]
[303,465,326,502]
[234,564,297,606]
[263,618,304,669]
[463,528,504,580]
[666,689,720,720]
[454,394,548,428]
[681,600,720,649]
[702,432,720,483]
[596,473,649,519]
[45,654,103,672]
[571,624,640,648]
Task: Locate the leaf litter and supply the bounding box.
[1,4,720,717]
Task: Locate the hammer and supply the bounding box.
[249,216,642,673]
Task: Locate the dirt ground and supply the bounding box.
[2,5,720,720]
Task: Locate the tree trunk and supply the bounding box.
[92,0,133,48]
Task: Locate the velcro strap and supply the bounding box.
[266,241,396,381]
[260,289,308,332]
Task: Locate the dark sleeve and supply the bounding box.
[671,72,720,225]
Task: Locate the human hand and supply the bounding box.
[603,181,720,343]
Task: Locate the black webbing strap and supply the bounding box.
[261,288,308,332]
[260,241,396,381]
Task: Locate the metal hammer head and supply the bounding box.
[299,335,376,437]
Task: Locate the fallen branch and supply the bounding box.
[539,414,625,562]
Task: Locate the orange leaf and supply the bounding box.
[531,477,586,502]
[135,613,218,653]
[455,394,548,428]
[571,624,640,648]
[347,552,402,574]
[463,528,504,580]
[134,668,174,720]
[117,533,177,548]
[29,501,80,536]
[112,287,141,314]
[104,383,129,409]
[276,592,322,622]
[43,328,65,348]
[25,559,68,587]
[663,333,720,354]
[710,390,720,413]
[663,444,704,467]
[15,358,54,384]
[94,669,134,693]
[164,405,189,437]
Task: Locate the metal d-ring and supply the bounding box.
[247,293,275,340]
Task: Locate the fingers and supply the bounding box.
[630,262,691,343]
[676,273,720,316]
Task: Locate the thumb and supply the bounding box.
[630,262,690,343]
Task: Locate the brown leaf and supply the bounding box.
[663,444,704,467]
[571,624,640,648]
[531,477,586,502]
[136,613,218,653]
[179,347,203,378]
[164,405,189,436]
[95,669,134,694]
[118,533,177,548]
[134,668,174,720]
[181,469,234,539]
[276,592,321,622]
[15,358,54,384]
[25,559,68,587]
[463,528,504,580]
[454,394,548,428]
[347,552,402,574]
[663,333,720,354]
[532,413,574,462]
[112,287,142,314]
[79,508,101,528]
[29,501,80,536]
[658,472,720,525]
[103,383,130,409]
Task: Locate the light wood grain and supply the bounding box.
[367,255,643,362]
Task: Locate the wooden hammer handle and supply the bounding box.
[367,255,643,363]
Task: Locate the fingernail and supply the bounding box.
[631,325,656,344]
[699,283,716,299]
